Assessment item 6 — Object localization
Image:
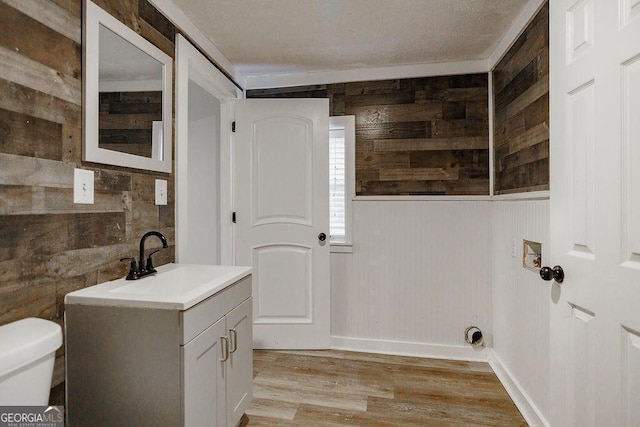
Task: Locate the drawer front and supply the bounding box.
[181,275,251,344]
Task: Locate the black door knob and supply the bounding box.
[540,265,564,283]
[318,233,327,242]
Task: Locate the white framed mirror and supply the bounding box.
[83,0,173,173]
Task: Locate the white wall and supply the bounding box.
[329,197,551,424]
[491,199,550,425]
[331,200,492,360]
[183,80,221,264]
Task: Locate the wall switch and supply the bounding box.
[73,168,94,204]
[155,179,167,205]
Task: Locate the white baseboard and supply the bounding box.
[488,351,550,427]
[330,335,489,362]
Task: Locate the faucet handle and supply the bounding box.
[120,257,138,280]
[146,250,161,273]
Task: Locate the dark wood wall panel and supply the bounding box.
[0,109,63,160]
[493,2,549,194]
[0,0,179,402]
[247,74,489,196]
[99,91,162,157]
[0,2,81,79]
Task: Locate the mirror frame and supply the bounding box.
[83,0,173,173]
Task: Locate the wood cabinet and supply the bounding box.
[66,275,252,427]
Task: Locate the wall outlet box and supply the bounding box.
[523,239,542,271]
[155,179,167,205]
[73,168,94,204]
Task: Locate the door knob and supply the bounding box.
[318,233,327,242]
[540,265,564,283]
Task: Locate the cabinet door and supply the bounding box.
[182,317,227,427]
[225,297,253,426]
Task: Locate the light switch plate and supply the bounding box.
[155,179,167,205]
[73,168,94,204]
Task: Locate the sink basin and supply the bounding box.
[65,263,252,310]
[110,265,239,295]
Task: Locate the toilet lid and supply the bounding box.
[0,318,62,377]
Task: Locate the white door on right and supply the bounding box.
[234,99,330,349]
[549,1,640,426]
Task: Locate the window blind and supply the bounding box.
[329,128,346,241]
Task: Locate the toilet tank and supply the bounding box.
[0,318,63,405]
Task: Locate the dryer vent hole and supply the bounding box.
[464,326,484,348]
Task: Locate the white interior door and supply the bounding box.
[235,98,330,349]
[549,1,640,425]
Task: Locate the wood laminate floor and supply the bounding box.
[240,350,526,426]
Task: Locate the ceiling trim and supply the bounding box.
[244,59,490,90]
[150,0,544,90]
[242,0,545,89]
[147,0,246,88]
[487,0,547,70]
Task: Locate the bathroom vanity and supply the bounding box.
[65,264,252,427]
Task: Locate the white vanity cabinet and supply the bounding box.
[183,297,253,427]
[65,265,252,427]
[183,316,227,426]
[224,299,254,424]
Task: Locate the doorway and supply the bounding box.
[175,34,240,265]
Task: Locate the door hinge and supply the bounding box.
[232,121,236,133]
[232,212,237,223]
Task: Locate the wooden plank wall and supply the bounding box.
[0,0,178,402]
[99,90,163,157]
[247,74,489,196]
[493,2,549,194]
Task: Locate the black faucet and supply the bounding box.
[121,231,169,280]
[139,231,168,274]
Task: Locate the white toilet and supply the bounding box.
[0,317,63,405]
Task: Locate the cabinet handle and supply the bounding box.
[220,336,229,362]
[229,328,238,353]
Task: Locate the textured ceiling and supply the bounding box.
[171,0,529,77]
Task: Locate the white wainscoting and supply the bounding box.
[330,200,492,361]
[491,199,550,426]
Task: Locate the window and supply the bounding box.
[329,127,346,239]
[329,116,355,247]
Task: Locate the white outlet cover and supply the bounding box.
[73,168,94,204]
[155,179,167,205]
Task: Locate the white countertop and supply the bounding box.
[64,263,252,310]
